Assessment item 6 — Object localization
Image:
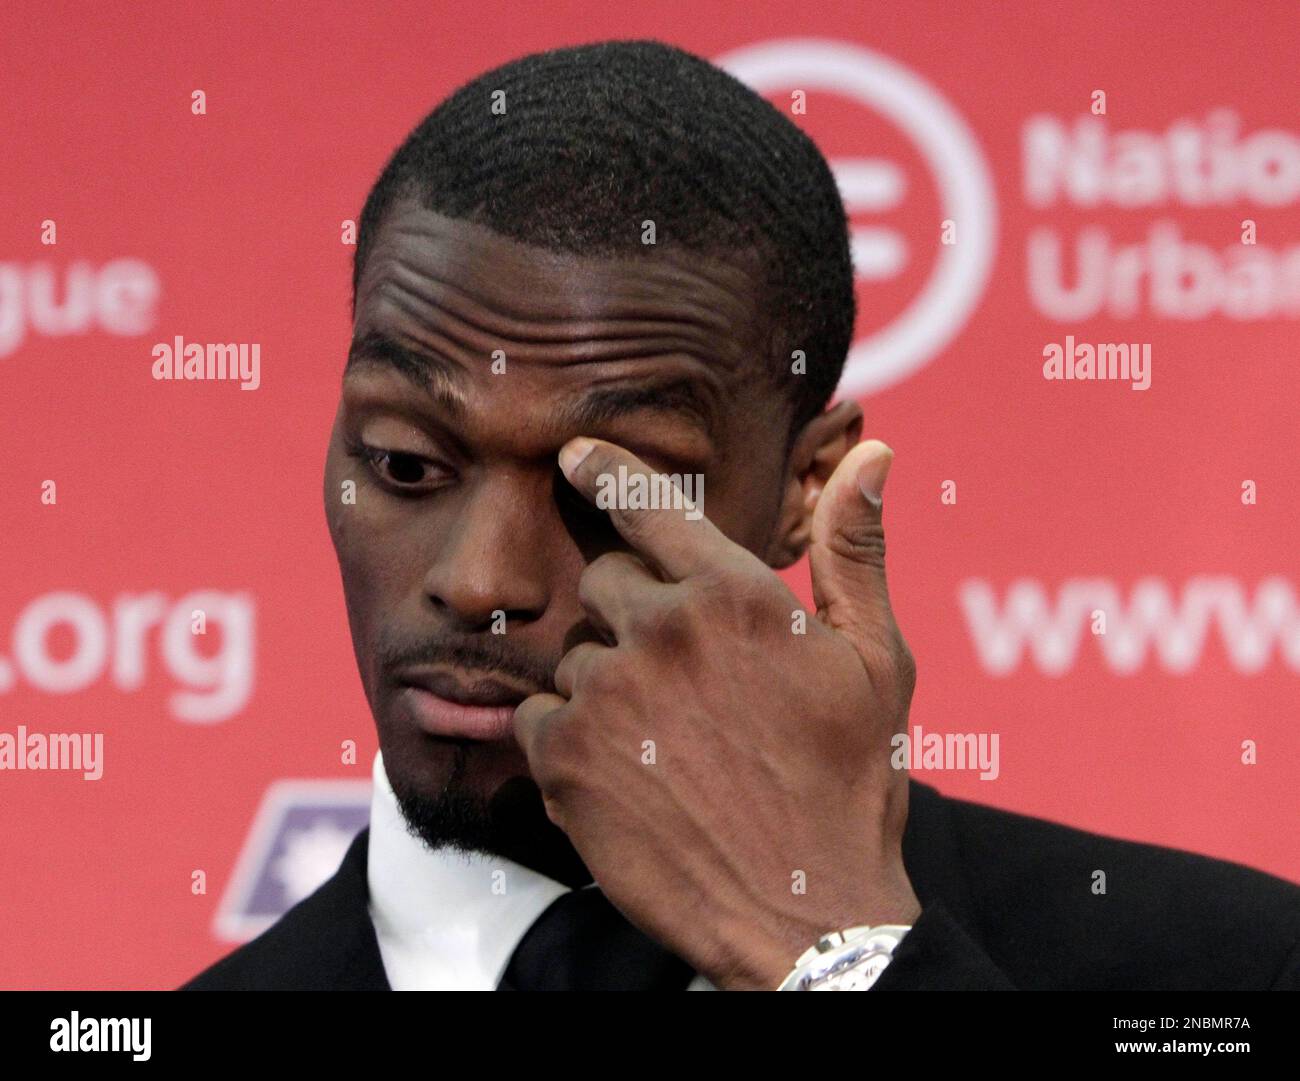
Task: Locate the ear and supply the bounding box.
[765,399,864,568]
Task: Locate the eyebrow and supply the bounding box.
[346,330,468,417]
[563,378,716,436]
[345,329,718,437]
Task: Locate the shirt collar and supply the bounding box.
[365,750,571,990]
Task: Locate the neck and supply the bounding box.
[483,776,595,888]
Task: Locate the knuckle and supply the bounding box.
[829,520,887,568]
[579,551,642,598]
[583,447,619,485]
[586,549,638,579]
[627,599,681,644]
[674,581,722,639]
[531,716,578,793]
[607,500,647,540]
[580,652,625,699]
[526,719,559,782]
[554,644,592,694]
[575,570,604,616]
[541,792,568,830]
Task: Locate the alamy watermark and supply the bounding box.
[891,725,1000,780]
[1,726,103,780]
[594,466,704,521]
[50,1012,150,1060]
[1042,335,1151,390]
[151,335,260,390]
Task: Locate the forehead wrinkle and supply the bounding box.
[412,257,752,338]
[369,267,747,379]
[381,206,761,323]
[362,222,756,373]
[348,317,727,453]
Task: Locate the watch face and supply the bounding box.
[815,951,891,990]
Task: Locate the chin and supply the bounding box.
[376,717,592,886]
[381,718,529,798]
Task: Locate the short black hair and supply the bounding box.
[353,39,855,433]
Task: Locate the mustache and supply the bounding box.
[374,628,563,693]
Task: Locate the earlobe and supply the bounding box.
[767,400,865,568]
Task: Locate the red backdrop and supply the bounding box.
[2,0,1297,990]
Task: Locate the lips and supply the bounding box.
[395,668,535,741]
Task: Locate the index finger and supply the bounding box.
[558,436,730,581]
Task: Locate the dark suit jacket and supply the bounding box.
[179,779,1300,990]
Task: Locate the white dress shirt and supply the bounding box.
[366,751,716,990]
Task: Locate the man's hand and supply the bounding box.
[513,436,921,990]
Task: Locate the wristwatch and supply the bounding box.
[775,924,912,990]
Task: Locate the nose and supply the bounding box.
[421,471,553,632]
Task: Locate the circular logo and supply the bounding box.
[718,39,997,396]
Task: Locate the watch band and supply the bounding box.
[775,924,912,991]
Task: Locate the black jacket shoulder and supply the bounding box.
[179,828,389,991]
[882,782,1300,990]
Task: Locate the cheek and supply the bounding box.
[331,511,423,645]
[324,450,408,652]
[699,462,785,556]
[323,438,359,548]
[325,444,413,581]
[325,453,369,581]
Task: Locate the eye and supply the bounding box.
[345,438,453,494]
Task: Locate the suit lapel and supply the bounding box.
[314,827,391,990]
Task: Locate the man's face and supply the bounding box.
[323,201,796,877]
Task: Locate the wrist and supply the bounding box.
[777,923,914,991]
[707,886,922,991]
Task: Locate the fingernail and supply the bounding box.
[856,441,894,505]
[559,437,596,477]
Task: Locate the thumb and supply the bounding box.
[808,439,898,654]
